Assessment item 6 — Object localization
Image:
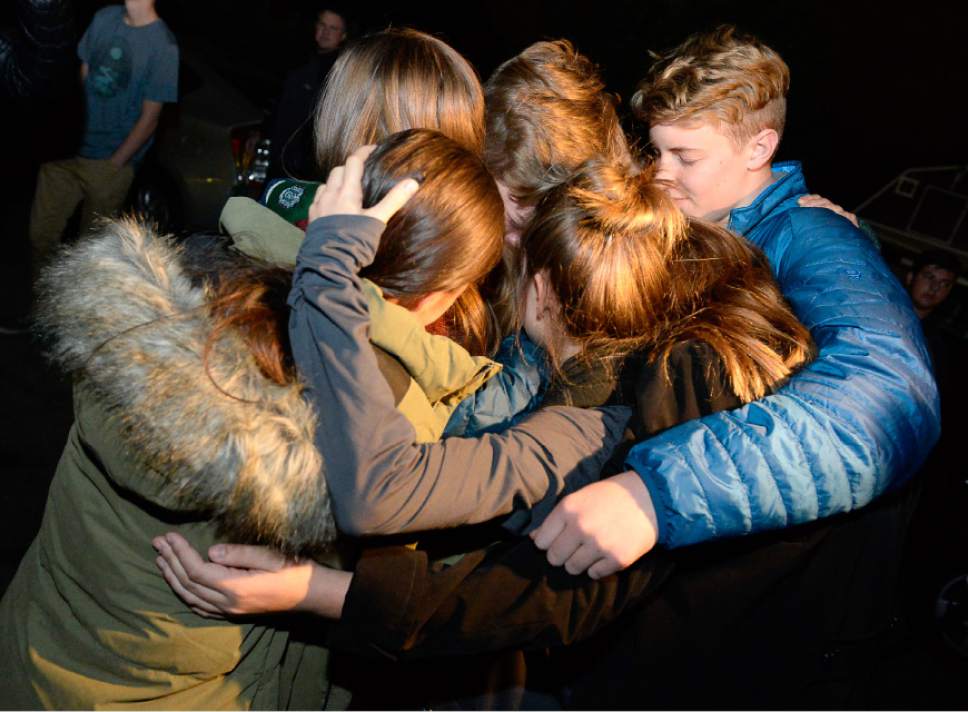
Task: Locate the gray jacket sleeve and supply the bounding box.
[288,215,630,537]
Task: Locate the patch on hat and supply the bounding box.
[279,185,305,209]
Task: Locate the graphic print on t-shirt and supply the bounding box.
[88,35,133,98]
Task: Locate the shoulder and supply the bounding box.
[759,206,877,282]
[148,19,179,50]
[91,5,124,25]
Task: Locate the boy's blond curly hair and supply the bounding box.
[631,26,789,147]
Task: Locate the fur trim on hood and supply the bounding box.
[34,218,336,554]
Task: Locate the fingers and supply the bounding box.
[156,555,224,618]
[797,194,859,227]
[587,557,621,581]
[561,542,601,576]
[209,543,287,572]
[153,534,234,613]
[308,146,378,223]
[365,178,420,224]
[544,524,583,567]
[340,147,373,207]
[348,144,377,163]
[530,510,566,551]
[326,165,345,195]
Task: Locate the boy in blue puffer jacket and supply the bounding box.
[531,25,940,576]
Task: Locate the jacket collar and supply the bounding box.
[727,161,807,237]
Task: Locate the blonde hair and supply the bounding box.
[630,25,789,147]
[484,40,634,207]
[521,161,813,403]
[314,28,485,175]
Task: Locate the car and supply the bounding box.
[128,46,272,233]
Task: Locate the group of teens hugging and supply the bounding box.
[1,22,939,711]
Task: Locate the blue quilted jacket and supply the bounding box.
[626,161,940,548]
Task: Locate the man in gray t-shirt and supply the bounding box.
[28,0,178,281]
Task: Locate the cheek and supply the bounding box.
[511,203,534,228]
[678,165,715,201]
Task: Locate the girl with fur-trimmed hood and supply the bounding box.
[0,128,625,708]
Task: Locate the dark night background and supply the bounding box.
[2,0,967,707]
[54,0,968,206]
[7,0,968,209]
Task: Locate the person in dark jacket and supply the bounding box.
[267,7,348,180]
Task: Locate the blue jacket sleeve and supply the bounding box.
[626,210,940,548]
[443,332,548,437]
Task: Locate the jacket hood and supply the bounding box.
[34,218,336,555]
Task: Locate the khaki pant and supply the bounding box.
[29,157,134,280]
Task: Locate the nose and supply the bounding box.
[654,153,673,182]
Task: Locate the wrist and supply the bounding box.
[616,470,658,549]
[302,563,351,619]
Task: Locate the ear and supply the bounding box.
[746,128,779,171]
[905,271,914,288]
[533,271,552,316]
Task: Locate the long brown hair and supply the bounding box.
[207,129,504,388]
[314,28,486,176]
[521,160,813,403]
[361,129,504,354]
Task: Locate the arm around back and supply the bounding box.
[627,209,939,548]
[289,215,630,537]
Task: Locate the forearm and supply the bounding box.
[109,107,160,167]
[302,564,351,619]
[290,216,630,537]
[329,540,672,659]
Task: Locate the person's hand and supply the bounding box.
[798,194,859,227]
[530,470,659,579]
[308,144,419,224]
[152,533,316,618]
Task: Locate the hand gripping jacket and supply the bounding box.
[626,162,940,548]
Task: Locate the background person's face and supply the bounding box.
[315,11,346,52]
[496,180,535,246]
[909,265,956,313]
[649,120,752,224]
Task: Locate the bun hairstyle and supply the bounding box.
[521,160,812,402]
[520,161,682,357]
[361,128,505,354]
